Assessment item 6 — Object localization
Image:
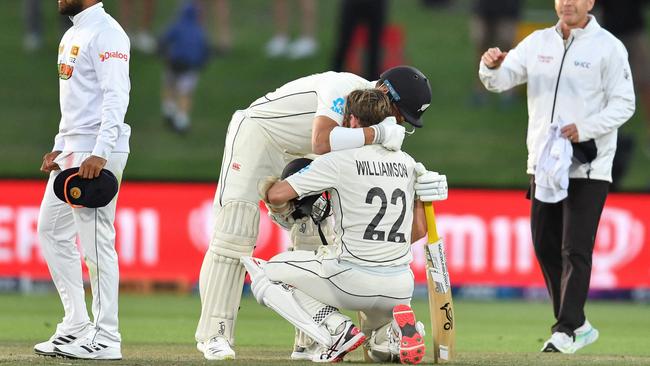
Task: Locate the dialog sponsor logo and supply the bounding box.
[99,51,129,62]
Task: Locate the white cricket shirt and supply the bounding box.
[246,72,375,156]
[286,144,417,267]
[55,3,131,159]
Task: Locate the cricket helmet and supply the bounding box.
[281,158,331,222]
[379,65,432,128]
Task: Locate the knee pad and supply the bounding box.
[196,201,259,344]
[210,200,260,258]
[290,218,334,252]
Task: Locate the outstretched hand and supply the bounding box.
[481,47,508,69]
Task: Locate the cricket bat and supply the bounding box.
[423,201,455,363]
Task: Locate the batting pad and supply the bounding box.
[294,329,315,348]
[195,201,259,344]
[366,323,393,362]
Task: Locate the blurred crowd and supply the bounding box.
[21,0,650,189]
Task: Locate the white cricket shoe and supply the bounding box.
[541,331,574,353]
[573,320,599,352]
[312,320,366,363]
[265,35,289,58]
[54,336,122,360]
[288,37,317,59]
[202,336,235,360]
[34,329,90,357]
[290,342,321,360]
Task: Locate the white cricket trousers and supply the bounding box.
[265,249,415,332]
[37,151,128,346]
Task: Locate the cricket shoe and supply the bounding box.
[201,336,235,360]
[34,328,90,357]
[54,335,121,360]
[573,320,599,352]
[290,342,321,360]
[390,304,426,364]
[541,332,574,353]
[313,321,366,363]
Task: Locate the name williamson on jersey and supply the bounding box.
[355,160,409,178]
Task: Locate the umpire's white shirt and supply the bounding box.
[246,72,375,156]
[479,15,635,182]
[286,144,417,267]
[56,2,131,158]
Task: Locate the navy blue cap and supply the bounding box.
[53,168,119,208]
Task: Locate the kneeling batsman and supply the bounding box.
[244,160,447,363]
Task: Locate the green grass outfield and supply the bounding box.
[1,293,649,365]
[1,1,649,190]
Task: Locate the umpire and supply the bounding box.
[478,0,635,354]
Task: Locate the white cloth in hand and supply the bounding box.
[414,163,448,201]
[372,116,405,151]
[534,122,572,203]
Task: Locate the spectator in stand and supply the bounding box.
[22,0,72,52]
[119,0,157,54]
[598,0,649,191]
[331,0,388,80]
[469,0,522,107]
[265,0,318,59]
[159,1,210,134]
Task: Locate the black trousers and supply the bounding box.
[331,0,388,80]
[530,178,609,336]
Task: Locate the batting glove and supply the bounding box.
[414,163,448,202]
[371,116,405,151]
[258,176,298,230]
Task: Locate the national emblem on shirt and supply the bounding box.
[330,97,345,115]
[58,63,74,80]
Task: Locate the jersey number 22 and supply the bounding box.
[363,187,407,243]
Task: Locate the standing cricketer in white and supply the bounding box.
[35,0,130,360]
[242,89,448,363]
[196,66,439,360]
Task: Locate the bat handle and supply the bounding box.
[423,202,439,242]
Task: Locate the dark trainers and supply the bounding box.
[391,304,426,364]
[313,321,366,363]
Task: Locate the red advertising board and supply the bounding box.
[0,180,648,289]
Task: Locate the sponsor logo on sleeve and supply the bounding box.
[99,51,129,62]
[58,44,64,54]
[297,165,311,174]
[330,97,345,115]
